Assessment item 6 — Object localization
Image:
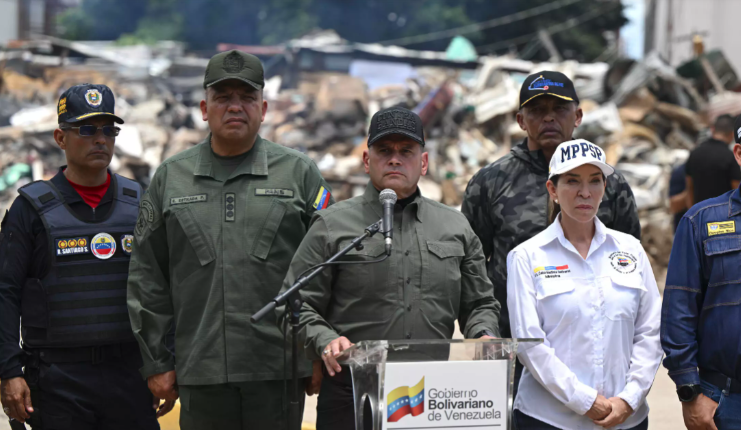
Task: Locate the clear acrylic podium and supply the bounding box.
[338,338,542,430]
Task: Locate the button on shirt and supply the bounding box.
[507,216,662,430]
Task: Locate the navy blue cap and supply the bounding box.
[520,71,579,108]
[57,84,123,124]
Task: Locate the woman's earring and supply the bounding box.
[555,199,559,204]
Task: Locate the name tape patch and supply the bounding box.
[708,221,735,236]
[255,188,294,198]
[56,237,89,256]
[170,194,207,205]
[533,264,570,279]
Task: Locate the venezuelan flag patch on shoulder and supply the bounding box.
[313,186,331,210]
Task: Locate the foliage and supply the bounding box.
[58,0,626,62]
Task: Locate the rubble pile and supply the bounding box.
[1,35,738,276]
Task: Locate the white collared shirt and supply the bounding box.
[507,216,662,430]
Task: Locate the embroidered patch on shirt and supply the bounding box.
[56,237,89,256]
[707,221,735,236]
[225,193,236,222]
[121,234,133,256]
[91,233,116,260]
[255,188,294,198]
[313,186,331,210]
[170,194,207,205]
[533,265,570,278]
[609,251,638,274]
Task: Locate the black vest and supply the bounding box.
[18,174,141,348]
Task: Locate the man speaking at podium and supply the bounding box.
[280,107,501,429]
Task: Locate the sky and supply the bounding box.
[621,0,645,59]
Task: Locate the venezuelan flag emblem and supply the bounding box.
[387,377,424,423]
[534,265,569,273]
[313,186,331,210]
[91,233,116,260]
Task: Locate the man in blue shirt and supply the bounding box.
[669,163,688,232]
[662,115,741,429]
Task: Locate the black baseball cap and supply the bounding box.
[204,50,264,90]
[57,84,123,124]
[368,107,425,147]
[520,71,579,108]
[735,115,741,143]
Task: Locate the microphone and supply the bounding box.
[379,189,397,256]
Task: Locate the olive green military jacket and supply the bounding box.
[281,183,500,360]
[127,135,333,385]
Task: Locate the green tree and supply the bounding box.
[57,0,148,41]
[57,0,625,62]
[257,0,318,46]
[116,0,184,45]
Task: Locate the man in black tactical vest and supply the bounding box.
[0,84,174,429]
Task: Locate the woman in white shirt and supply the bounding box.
[507,139,662,430]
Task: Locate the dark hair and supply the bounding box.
[547,172,607,224]
[714,114,735,134]
[548,175,562,225]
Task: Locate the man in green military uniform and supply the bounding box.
[280,107,501,430]
[126,50,333,429]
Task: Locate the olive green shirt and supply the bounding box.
[281,182,500,360]
[127,135,333,385]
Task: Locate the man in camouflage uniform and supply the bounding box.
[462,71,641,340]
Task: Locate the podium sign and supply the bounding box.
[339,339,541,430]
[383,360,508,429]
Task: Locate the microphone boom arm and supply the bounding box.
[250,218,385,430]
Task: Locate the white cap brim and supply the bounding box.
[549,160,614,179]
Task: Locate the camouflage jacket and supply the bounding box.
[461,138,641,337]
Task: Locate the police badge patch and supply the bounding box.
[121,234,133,256]
[85,89,102,107]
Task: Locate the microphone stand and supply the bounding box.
[251,220,384,430]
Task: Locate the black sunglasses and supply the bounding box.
[61,125,120,137]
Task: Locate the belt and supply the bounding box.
[25,342,140,365]
[700,369,741,394]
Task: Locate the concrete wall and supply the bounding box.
[646,0,741,73]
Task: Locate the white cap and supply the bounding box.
[548,139,614,179]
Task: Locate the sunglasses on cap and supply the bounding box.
[60,125,121,137]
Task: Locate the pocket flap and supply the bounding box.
[251,200,287,260]
[609,273,645,291]
[341,239,386,258]
[704,235,741,256]
[427,240,465,259]
[174,208,216,266]
[535,278,575,299]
